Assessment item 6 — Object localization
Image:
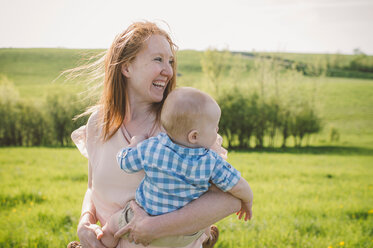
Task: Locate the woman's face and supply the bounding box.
[123,34,174,104]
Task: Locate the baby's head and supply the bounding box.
[161,87,221,149]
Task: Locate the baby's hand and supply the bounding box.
[236,200,253,221]
[129,135,148,147]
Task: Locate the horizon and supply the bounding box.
[1,0,372,55]
[0,47,368,56]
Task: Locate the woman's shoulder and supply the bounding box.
[71,110,102,158]
[70,110,101,151]
[87,109,104,139]
[86,109,100,129]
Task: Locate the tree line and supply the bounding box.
[1,48,324,148]
[218,89,321,148]
[0,78,88,146]
[201,49,322,148]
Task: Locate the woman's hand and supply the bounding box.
[210,134,228,160]
[114,201,154,246]
[77,218,107,248]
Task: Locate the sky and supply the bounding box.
[1,0,373,54]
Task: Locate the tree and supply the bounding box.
[45,91,87,146]
[201,48,230,95]
[289,103,322,147]
[0,76,20,146]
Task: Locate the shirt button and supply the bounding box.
[227,164,231,168]
[121,151,128,158]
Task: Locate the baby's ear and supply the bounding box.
[187,130,198,144]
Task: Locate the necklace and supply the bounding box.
[121,124,132,144]
[121,121,158,144]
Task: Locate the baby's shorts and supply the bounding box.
[118,202,205,247]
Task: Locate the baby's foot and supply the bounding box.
[202,225,219,248]
[67,241,82,248]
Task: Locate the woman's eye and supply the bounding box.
[169,60,174,65]
[155,57,162,62]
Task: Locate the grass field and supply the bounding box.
[1,48,373,247]
[316,77,373,148]
[1,48,373,148]
[0,148,372,247]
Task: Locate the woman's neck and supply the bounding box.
[126,93,155,123]
[124,93,158,137]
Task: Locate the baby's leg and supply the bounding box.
[99,209,123,248]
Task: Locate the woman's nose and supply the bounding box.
[161,62,173,78]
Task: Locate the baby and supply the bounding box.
[100,87,254,247]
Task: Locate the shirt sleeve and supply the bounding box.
[117,146,144,173]
[211,155,241,192]
[71,125,88,158]
[71,111,100,159]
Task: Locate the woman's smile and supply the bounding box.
[152,80,167,90]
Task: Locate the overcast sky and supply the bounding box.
[1,0,372,54]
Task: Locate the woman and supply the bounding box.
[70,21,240,248]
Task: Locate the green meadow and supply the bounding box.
[0,48,373,247]
[1,148,372,247]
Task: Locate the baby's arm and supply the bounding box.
[211,154,253,222]
[228,177,253,221]
[117,139,145,174]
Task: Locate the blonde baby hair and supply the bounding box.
[161,87,217,139]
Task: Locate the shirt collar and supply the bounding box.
[158,133,208,156]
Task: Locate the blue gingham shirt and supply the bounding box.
[117,133,241,216]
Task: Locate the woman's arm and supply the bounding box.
[115,134,240,245]
[77,161,107,248]
[149,135,239,238]
[115,185,241,244]
[155,185,241,236]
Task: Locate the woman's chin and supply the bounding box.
[149,90,165,103]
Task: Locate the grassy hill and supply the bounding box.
[0,48,372,247]
[1,48,372,148]
[0,48,104,98]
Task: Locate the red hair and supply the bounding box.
[83,21,177,141]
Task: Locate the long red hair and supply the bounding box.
[76,21,177,141]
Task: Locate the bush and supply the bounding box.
[0,77,21,146]
[217,88,322,149]
[326,68,373,79]
[289,102,322,147]
[218,89,257,149]
[45,91,88,146]
[17,100,48,146]
[0,90,49,146]
[329,127,340,142]
[0,77,89,147]
[349,54,373,73]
